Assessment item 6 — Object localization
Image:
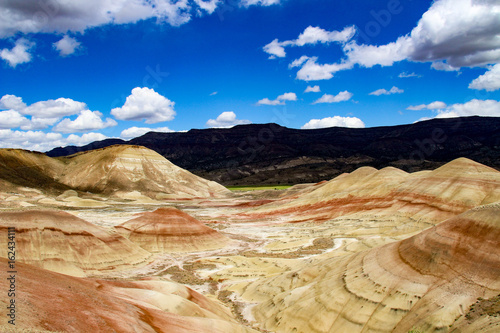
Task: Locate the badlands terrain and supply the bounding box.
[0,144,499,332]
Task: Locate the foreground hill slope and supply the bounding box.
[243,203,500,332]
[47,116,500,185]
[0,258,256,332]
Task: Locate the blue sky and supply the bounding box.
[1,0,500,151]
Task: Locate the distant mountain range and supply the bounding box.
[47,116,500,185]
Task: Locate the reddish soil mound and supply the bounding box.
[116,207,229,252]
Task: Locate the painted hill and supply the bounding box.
[116,207,229,252]
[0,210,152,276]
[242,202,500,332]
[0,258,256,332]
[0,145,230,200]
[46,116,500,185]
[247,158,500,226]
[57,145,230,199]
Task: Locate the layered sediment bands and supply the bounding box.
[0,210,152,276]
[0,258,256,332]
[249,158,500,225]
[243,203,500,333]
[58,145,230,198]
[115,207,229,253]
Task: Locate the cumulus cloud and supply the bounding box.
[301,116,365,129]
[206,111,251,128]
[0,94,91,130]
[264,26,356,58]
[0,0,281,38]
[296,57,353,81]
[120,126,174,139]
[257,92,297,105]
[433,99,500,118]
[53,35,81,56]
[305,85,321,93]
[282,0,500,81]
[0,110,30,129]
[23,98,87,118]
[0,38,35,67]
[53,110,117,133]
[469,64,500,91]
[369,86,404,96]
[407,101,447,111]
[111,87,175,124]
[0,129,108,152]
[0,95,27,110]
[312,91,353,104]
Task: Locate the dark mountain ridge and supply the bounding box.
[47,116,500,185]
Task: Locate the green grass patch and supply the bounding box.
[226,185,292,192]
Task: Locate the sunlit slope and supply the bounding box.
[243,203,500,333]
[249,158,500,225]
[58,145,230,198]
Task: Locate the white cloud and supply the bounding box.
[0,110,30,129]
[284,0,500,81]
[407,101,447,111]
[289,56,310,69]
[305,85,321,93]
[369,86,404,96]
[0,38,35,67]
[111,87,175,124]
[434,99,500,118]
[301,116,365,129]
[53,35,81,56]
[53,110,117,133]
[264,26,355,58]
[23,98,87,118]
[120,126,174,139]
[210,91,218,96]
[193,0,221,14]
[241,0,280,8]
[257,92,297,105]
[469,64,500,91]
[65,132,108,146]
[295,26,356,47]
[398,72,422,78]
[263,39,287,58]
[296,57,353,81]
[0,95,27,110]
[312,91,353,104]
[206,111,251,128]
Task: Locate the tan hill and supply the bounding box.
[248,158,500,225]
[0,210,152,276]
[0,257,256,332]
[57,145,230,199]
[116,207,229,252]
[0,145,230,201]
[242,202,500,333]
